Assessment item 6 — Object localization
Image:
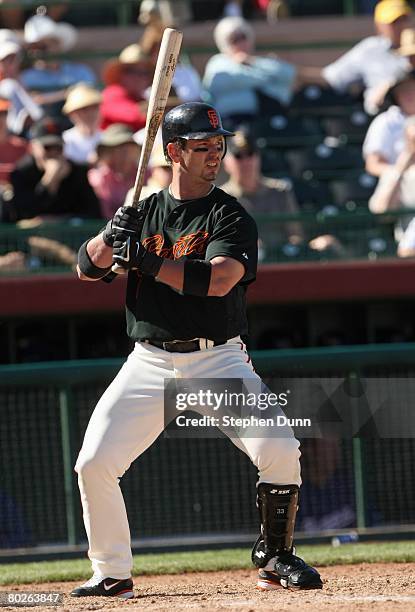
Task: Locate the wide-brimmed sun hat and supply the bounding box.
[97,123,139,150]
[102,44,152,86]
[63,83,102,115]
[398,28,415,56]
[24,14,78,52]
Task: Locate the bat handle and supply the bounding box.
[111,262,128,275]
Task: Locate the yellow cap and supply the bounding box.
[374,0,412,24]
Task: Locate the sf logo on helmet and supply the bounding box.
[207,109,219,129]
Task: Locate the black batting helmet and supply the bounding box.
[162,102,234,153]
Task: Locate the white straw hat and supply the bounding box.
[24,14,78,52]
[63,83,102,114]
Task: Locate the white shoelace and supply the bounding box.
[80,574,103,588]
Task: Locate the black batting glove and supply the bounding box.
[112,232,163,277]
[102,206,147,247]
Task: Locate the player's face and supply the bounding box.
[180,136,225,183]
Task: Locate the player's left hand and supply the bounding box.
[103,206,147,247]
[112,232,163,277]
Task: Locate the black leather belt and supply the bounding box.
[143,338,227,353]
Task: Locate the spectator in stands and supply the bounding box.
[138,0,191,26]
[5,117,101,222]
[0,98,27,184]
[397,26,415,65]
[321,0,412,115]
[124,145,172,205]
[203,16,295,127]
[0,490,33,547]
[21,12,96,106]
[138,3,202,103]
[0,29,43,134]
[220,129,304,248]
[223,0,244,17]
[256,0,290,22]
[296,439,357,532]
[368,27,415,113]
[100,44,152,132]
[369,115,415,239]
[363,72,415,176]
[203,16,323,129]
[62,83,102,165]
[88,123,140,219]
[0,1,68,30]
[220,130,346,259]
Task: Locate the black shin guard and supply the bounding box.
[251,483,299,568]
[252,483,323,590]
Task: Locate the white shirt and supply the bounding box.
[323,36,409,114]
[362,105,406,164]
[0,78,43,134]
[369,164,415,239]
[398,216,415,250]
[63,126,101,164]
[173,64,202,102]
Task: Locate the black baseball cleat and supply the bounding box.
[256,552,323,591]
[70,576,134,598]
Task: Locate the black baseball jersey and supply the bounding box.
[125,186,258,342]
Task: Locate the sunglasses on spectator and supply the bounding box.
[229,31,248,45]
[42,143,63,152]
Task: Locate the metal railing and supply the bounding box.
[1,209,413,274]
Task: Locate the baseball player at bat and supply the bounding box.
[73,102,322,598]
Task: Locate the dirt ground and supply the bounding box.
[1,563,415,612]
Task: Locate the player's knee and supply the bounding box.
[75,449,127,482]
[255,436,301,474]
[75,452,107,480]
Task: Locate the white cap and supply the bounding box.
[0,41,21,61]
[24,14,77,52]
[0,29,22,45]
[213,16,254,54]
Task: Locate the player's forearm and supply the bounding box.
[77,233,113,281]
[156,258,184,292]
[88,233,113,267]
[156,257,242,297]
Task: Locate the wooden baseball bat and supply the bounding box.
[112,27,183,274]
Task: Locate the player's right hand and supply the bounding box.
[102,206,147,247]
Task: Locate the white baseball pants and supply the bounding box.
[75,337,301,579]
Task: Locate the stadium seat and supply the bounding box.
[285,140,364,180]
[321,111,372,145]
[290,85,362,117]
[254,114,323,148]
[258,146,290,175]
[329,173,378,211]
[285,177,333,212]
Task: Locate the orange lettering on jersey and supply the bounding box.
[142,231,209,260]
[173,231,209,259]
